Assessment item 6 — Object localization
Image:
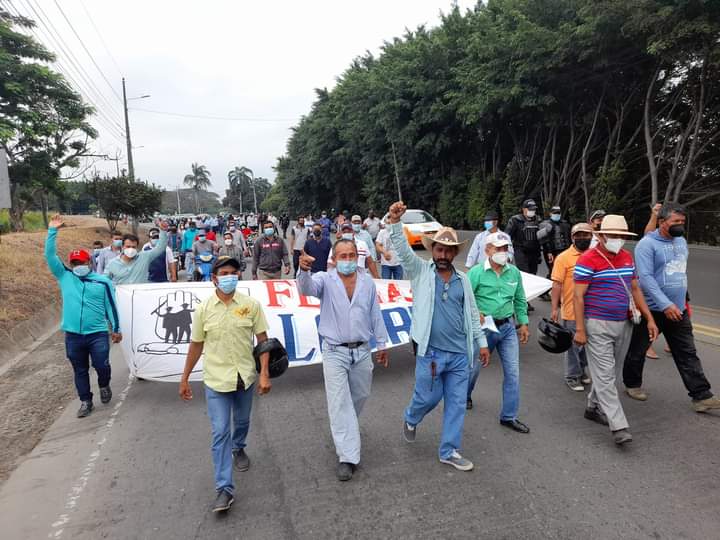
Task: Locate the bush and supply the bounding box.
[0,210,45,233]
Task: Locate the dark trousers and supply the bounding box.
[514,248,539,275]
[292,249,301,277]
[623,310,713,400]
[65,331,111,402]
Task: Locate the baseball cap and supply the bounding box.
[69,249,91,263]
[522,199,537,209]
[589,209,606,220]
[571,223,593,235]
[351,214,362,222]
[340,222,354,231]
[212,256,241,274]
[550,205,561,212]
[486,232,511,247]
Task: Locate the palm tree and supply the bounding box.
[227,166,248,213]
[183,163,212,213]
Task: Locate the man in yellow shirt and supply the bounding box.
[179,256,271,513]
[550,223,594,392]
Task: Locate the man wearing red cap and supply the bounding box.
[45,214,122,418]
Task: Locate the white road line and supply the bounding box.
[48,375,135,539]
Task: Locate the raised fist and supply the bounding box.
[387,201,406,224]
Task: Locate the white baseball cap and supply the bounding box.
[486,232,511,247]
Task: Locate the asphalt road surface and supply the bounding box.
[1,232,719,540]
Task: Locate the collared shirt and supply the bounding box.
[574,247,636,321]
[297,268,388,347]
[104,231,168,285]
[550,245,583,321]
[429,271,467,354]
[363,217,382,239]
[375,228,399,267]
[467,259,529,325]
[95,245,120,275]
[191,291,269,392]
[387,222,487,360]
[328,237,370,269]
[465,229,514,268]
[303,236,332,273]
[356,229,377,258]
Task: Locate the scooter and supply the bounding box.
[194,253,215,281]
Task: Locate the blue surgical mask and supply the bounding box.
[352,224,361,232]
[217,274,238,294]
[341,233,354,241]
[550,214,561,222]
[72,265,90,277]
[484,221,495,230]
[264,228,274,237]
[336,260,357,275]
[198,235,206,242]
[150,238,158,246]
[93,248,101,256]
[112,239,122,248]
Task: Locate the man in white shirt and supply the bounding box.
[329,223,379,278]
[465,211,514,268]
[290,216,308,277]
[375,227,403,279]
[363,210,382,241]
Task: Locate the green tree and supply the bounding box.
[88,175,163,231]
[183,163,212,213]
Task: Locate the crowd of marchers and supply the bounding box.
[43,196,719,513]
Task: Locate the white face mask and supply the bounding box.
[224,238,233,246]
[604,238,625,254]
[491,251,509,266]
[123,247,138,259]
[525,210,536,218]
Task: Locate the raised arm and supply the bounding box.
[44,214,66,279]
[296,264,325,298]
[386,202,425,278]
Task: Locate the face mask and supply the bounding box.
[321,214,327,218]
[198,236,206,242]
[112,239,122,248]
[336,260,357,275]
[352,224,361,232]
[574,238,591,251]
[224,238,233,246]
[668,224,685,238]
[604,238,625,254]
[264,228,274,237]
[491,252,509,266]
[150,238,158,246]
[72,265,90,277]
[550,214,561,222]
[526,210,536,218]
[93,248,101,256]
[230,226,236,231]
[342,233,354,241]
[313,230,322,237]
[216,274,238,294]
[123,247,138,259]
[484,221,495,230]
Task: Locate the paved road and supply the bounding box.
[1,232,720,539]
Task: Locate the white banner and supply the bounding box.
[116,273,551,382]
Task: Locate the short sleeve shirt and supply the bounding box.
[376,228,400,267]
[191,291,269,392]
[574,248,636,321]
[550,246,582,321]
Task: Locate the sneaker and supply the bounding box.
[613,429,633,445]
[466,398,473,410]
[692,396,720,413]
[439,450,474,472]
[403,421,416,443]
[211,490,234,513]
[581,372,592,385]
[100,386,112,404]
[232,448,250,472]
[565,378,584,392]
[625,387,648,401]
[584,407,609,426]
[77,401,93,418]
[336,462,356,481]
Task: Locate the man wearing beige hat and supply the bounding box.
[573,215,658,445]
[387,201,489,471]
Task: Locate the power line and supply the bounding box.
[52,0,123,104]
[78,0,123,77]
[129,107,299,122]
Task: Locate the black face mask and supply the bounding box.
[574,239,591,251]
[313,230,322,237]
[668,224,685,238]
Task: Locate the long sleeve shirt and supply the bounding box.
[297,268,388,347]
[466,259,529,325]
[95,246,120,275]
[465,230,514,268]
[252,235,289,274]
[387,222,487,360]
[104,231,168,285]
[45,227,120,334]
[635,230,688,312]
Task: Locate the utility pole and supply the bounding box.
[390,139,402,201]
[122,78,134,181]
[249,169,258,214]
[176,185,181,214]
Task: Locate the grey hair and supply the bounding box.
[658,203,686,221]
[332,238,358,256]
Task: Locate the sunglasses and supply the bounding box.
[442,281,450,301]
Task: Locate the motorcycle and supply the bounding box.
[194,253,215,282]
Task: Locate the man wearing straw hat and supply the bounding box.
[573,215,658,445]
[387,201,489,471]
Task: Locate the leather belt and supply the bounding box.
[338,341,366,349]
[494,317,512,327]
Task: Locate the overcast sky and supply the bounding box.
[12,0,476,194]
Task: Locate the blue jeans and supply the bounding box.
[405,348,469,459]
[65,331,111,402]
[563,319,587,379]
[467,321,520,421]
[205,382,254,495]
[381,265,403,280]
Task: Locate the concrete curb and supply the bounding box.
[1,302,60,372]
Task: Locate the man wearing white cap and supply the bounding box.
[466,232,531,432]
[573,215,658,445]
[350,214,377,259]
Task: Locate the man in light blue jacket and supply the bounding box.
[387,201,489,471]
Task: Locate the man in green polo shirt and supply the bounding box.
[466,232,531,433]
[179,256,271,513]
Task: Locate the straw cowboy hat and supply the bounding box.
[597,215,637,237]
[421,226,468,251]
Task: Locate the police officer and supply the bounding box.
[538,205,571,300]
[505,199,542,311]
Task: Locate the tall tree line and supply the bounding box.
[271,0,720,241]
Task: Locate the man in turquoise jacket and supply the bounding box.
[45,214,122,418]
[387,201,489,472]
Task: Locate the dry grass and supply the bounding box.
[0,216,127,333]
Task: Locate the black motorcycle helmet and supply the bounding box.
[253,338,289,378]
[537,318,573,354]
